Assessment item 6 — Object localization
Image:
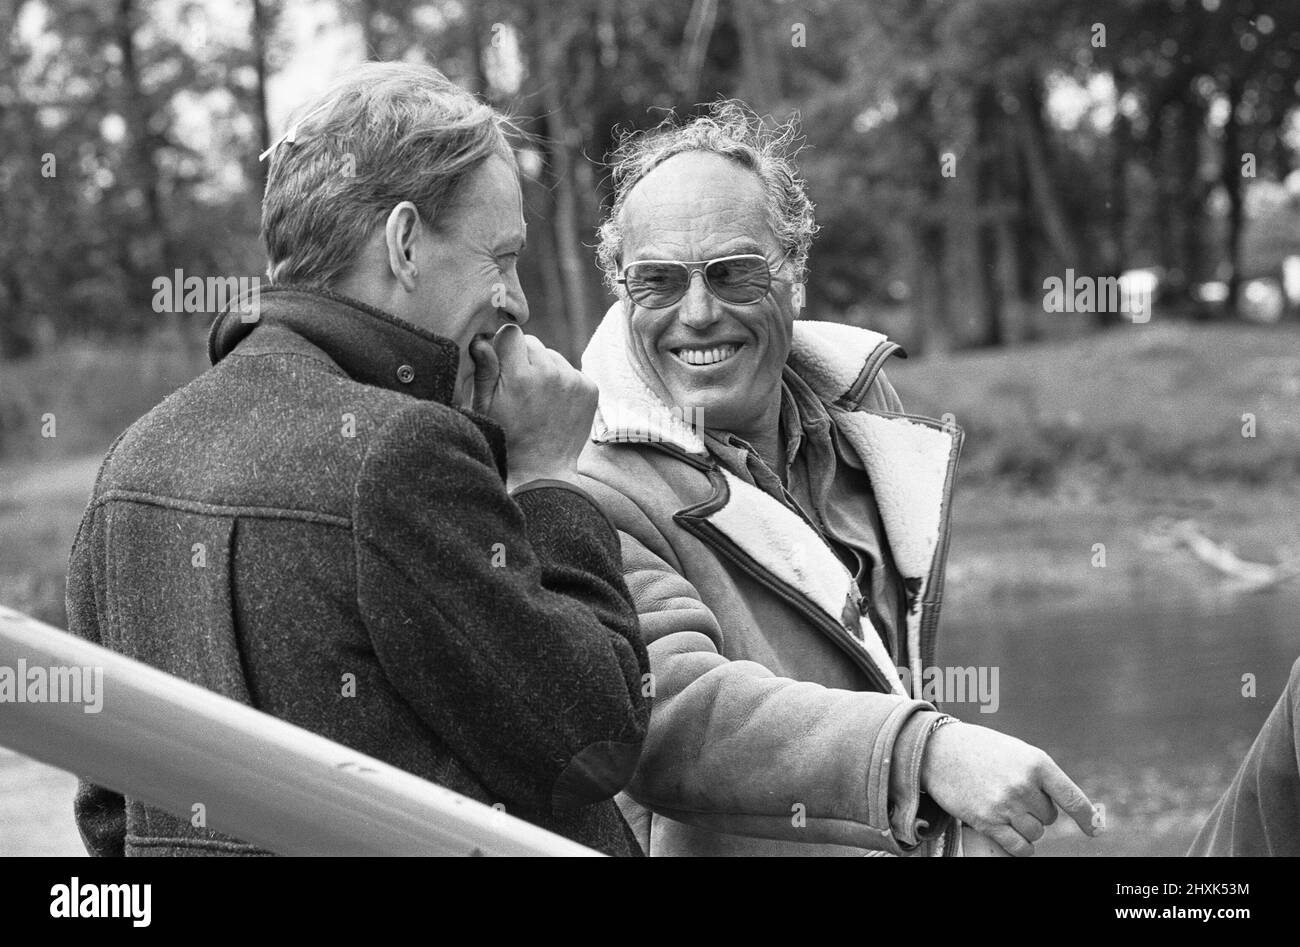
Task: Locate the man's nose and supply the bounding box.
[676,269,718,330]
[499,273,530,326]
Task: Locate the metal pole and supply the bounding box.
[0,605,600,856]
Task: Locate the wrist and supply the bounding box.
[918,715,961,793]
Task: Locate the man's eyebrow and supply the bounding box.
[631,239,768,261]
[714,237,767,256]
[628,243,691,261]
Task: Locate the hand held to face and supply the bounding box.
[469,324,597,492]
[919,721,1102,857]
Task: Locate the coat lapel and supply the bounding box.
[677,467,908,695]
[830,412,961,685]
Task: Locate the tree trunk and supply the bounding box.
[251,0,272,174]
[973,85,1005,347]
[1011,78,1084,274]
[734,0,779,106]
[913,220,951,355]
[115,0,169,297]
[679,0,718,102]
[1098,85,1131,328]
[1151,110,1179,301]
[531,15,596,358]
[1222,77,1245,319]
[466,0,492,99]
[359,0,379,59]
[1178,94,1207,315]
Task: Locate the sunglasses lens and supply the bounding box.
[624,262,688,308]
[706,256,771,303]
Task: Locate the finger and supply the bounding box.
[522,333,547,365]
[469,336,500,415]
[1010,812,1045,844]
[1023,787,1057,826]
[988,824,1034,858]
[492,323,528,372]
[1040,759,1099,836]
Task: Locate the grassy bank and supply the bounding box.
[0,330,210,462]
[886,321,1300,613]
[0,332,209,628]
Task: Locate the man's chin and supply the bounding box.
[661,386,742,430]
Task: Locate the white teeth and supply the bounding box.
[674,344,739,366]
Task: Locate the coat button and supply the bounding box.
[396,364,415,384]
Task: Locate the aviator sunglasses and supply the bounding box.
[616,252,788,309]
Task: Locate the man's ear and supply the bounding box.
[384,201,423,292]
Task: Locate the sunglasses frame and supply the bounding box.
[616,252,789,309]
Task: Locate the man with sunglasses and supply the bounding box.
[577,101,1103,857]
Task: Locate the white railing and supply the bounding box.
[0,605,599,856]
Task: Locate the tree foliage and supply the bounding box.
[2,0,1298,359]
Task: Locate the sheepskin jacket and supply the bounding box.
[577,303,965,857]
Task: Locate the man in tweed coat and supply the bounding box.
[65,63,650,856]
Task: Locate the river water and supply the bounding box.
[938,590,1300,855]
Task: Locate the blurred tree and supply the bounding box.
[3,0,1299,361]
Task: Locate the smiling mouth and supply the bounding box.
[671,343,742,367]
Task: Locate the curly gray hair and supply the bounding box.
[595,100,818,294]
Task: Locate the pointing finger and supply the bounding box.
[1040,759,1099,837]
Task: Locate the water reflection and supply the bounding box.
[939,591,1300,855]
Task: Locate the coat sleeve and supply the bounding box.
[65,444,126,857]
[67,518,128,857]
[353,404,650,817]
[614,526,950,854]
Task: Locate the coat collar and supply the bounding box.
[208,286,462,405]
[580,301,901,453]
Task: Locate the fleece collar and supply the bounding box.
[208,286,462,405]
[580,301,896,454]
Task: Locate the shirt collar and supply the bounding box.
[208,285,462,405]
[780,367,834,474]
[702,370,837,492]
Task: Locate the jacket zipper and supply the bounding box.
[677,516,896,694]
